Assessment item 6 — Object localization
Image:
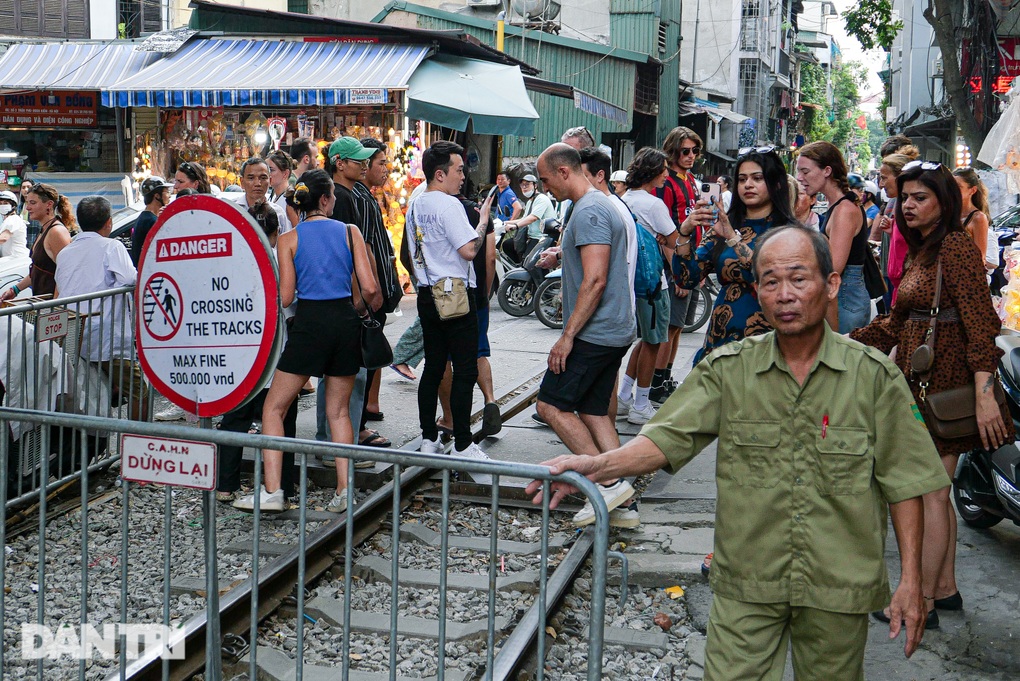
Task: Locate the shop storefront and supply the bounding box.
[0,42,161,207]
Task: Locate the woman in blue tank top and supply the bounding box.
[234,169,381,514]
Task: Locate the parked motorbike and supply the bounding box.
[534,268,562,329]
[497,219,560,317]
[952,333,1020,529]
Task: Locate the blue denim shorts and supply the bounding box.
[838,264,872,334]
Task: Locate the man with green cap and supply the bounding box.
[327,136,375,232]
[316,136,391,450]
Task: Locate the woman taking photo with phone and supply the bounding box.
[851,161,1011,629]
[0,183,76,301]
[796,141,871,333]
[673,147,794,364]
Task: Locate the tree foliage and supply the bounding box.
[842,0,903,51]
[799,60,870,168]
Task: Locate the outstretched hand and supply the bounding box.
[525,454,604,508]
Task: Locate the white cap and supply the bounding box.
[864,180,879,196]
[610,170,627,183]
[0,190,17,204]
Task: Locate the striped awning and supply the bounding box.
[572,89,629,126]
[0,42,162,92]
[102,39,433,108]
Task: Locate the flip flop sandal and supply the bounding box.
[364,410,384,422]
[248,423,261,435]
[389,364,417,381]
[359,431,391,448]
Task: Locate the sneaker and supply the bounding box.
[215,490,236,503]
[616,394,633,418]
[531,412,548,426]
[609,500,641,528]
[663,378,679,397]
[232,486,285,513]
[354,459,375,470]
[480,402,502,437]
[454,443,493,485]
[572,479,635,526]
[154,404,187,421]
[326,489,352,513]
[419,437,443,454]
[626,402,657,425]
[648,384,667,405]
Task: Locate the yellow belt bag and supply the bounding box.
[410,205,472,321]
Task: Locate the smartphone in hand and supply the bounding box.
[700,181,721,206]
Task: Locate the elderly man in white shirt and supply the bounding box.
[54,196,147,420]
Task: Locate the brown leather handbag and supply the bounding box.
[912,259,1005,439]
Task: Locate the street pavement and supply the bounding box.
[293,295,1020,678]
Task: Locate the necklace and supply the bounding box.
[305,211,326,219]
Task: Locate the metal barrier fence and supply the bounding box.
[1,286,149,507]
[0,408,615,681]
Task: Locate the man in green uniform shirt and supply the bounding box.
[528,224,950,680]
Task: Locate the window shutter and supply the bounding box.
[21,0,42,35]
[68,0,89,38]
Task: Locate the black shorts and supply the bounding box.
[276,298,361,378]
[537,339,628,416]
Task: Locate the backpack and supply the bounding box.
[633,224,664,302]
[614,194,663,303]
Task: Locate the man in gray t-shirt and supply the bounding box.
[534,143,638,528]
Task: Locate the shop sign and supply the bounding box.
[120,434,216,490]
[0,91,98,128]
[349,88,388,105]
[136,195,279,418]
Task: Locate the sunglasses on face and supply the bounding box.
[680,146,701,156]
[737,145,777,157]
[902,160,942,171]
[178,162,200,180]
[337,156,369,168]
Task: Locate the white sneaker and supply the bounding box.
[232,486,285,513]
[454,443,493,485]
[419,437,443,454]
[154,404,187,421]
[326,489,352,513]
[616,394,633,418]
[626,402,657,425]
[609,500,641,529]
[572,479,635,526]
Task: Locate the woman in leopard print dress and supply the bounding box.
[851,162,1012,627]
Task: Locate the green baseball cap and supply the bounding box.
[327,136,375,161]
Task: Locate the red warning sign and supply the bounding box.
[136,195,278,418]
[155,233,233,262]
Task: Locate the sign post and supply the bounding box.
[135,194,279,679]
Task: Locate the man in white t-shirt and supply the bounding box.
[229,156,288,228]
[405,141,494,463]
[619,149,679,426]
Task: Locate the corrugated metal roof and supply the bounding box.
[0,42,162,91]
[102,39,431,108]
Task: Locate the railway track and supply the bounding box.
[113,368,612,681]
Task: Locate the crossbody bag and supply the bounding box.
[408,203,472,321]
[911,258,1004,439]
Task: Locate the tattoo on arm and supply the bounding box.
[734,241,752,261]
[983,374,995,393]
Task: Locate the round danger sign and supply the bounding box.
[136,195,279,417]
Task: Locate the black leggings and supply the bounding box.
[417,287,479,450]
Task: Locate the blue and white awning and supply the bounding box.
[0,42,162,91]
[572,89,629,126]
[102,39,433,108]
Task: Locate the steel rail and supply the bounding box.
[106,365,548,680]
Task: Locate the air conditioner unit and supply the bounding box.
[466,0,501,6]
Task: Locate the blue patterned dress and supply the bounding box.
[674,215,775,364]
